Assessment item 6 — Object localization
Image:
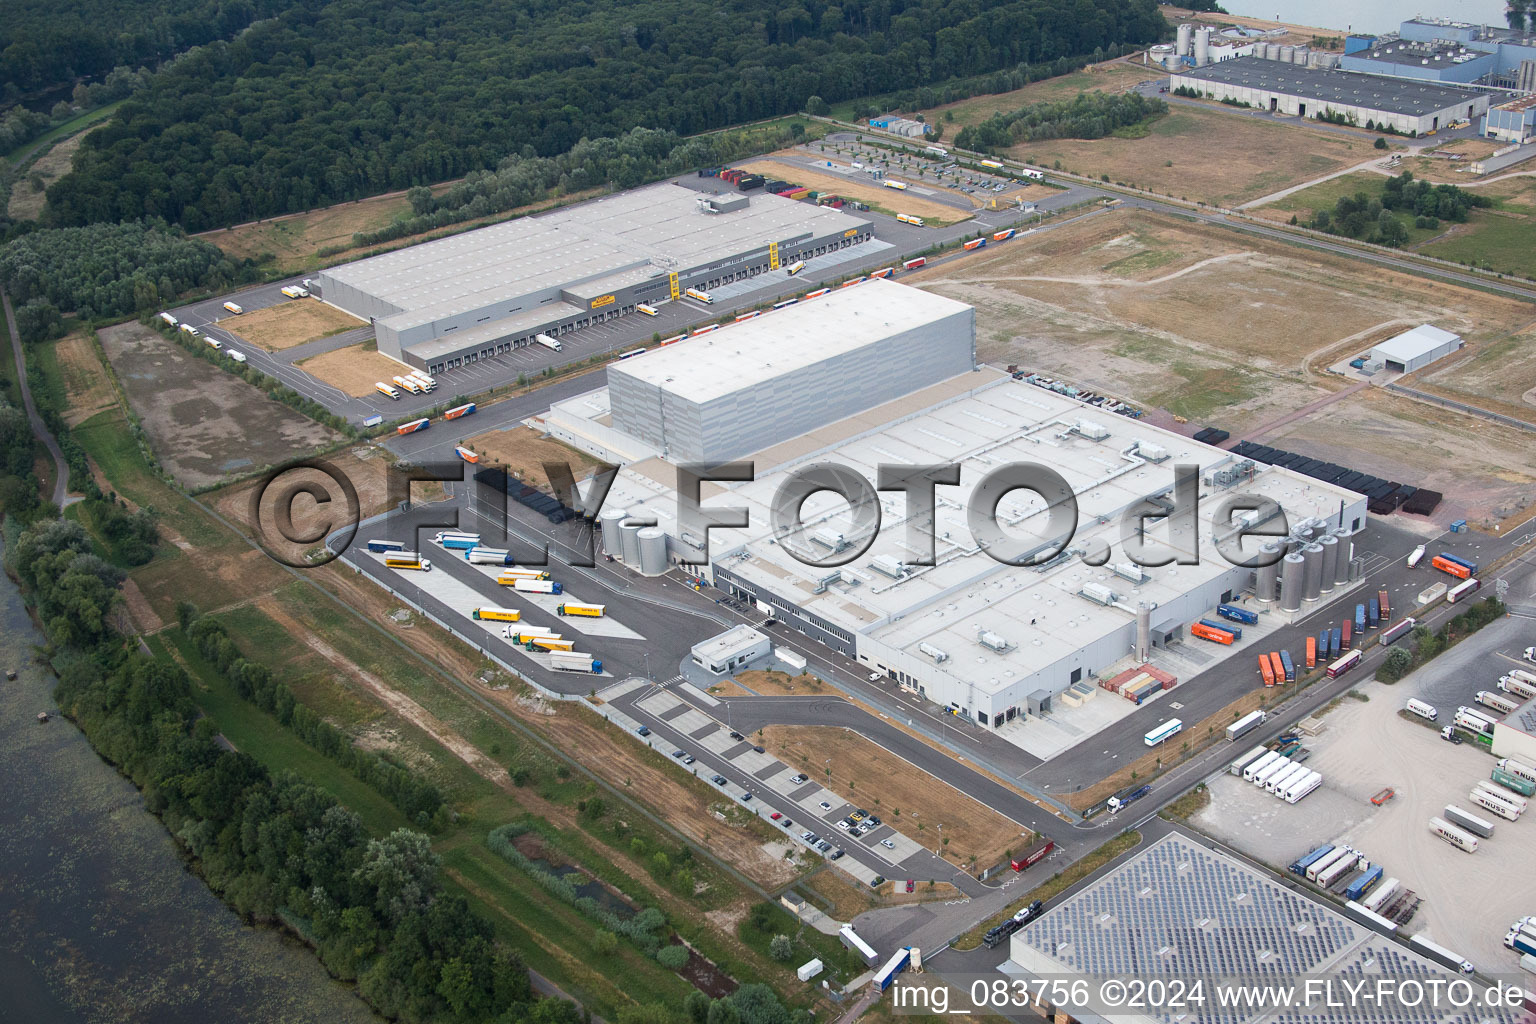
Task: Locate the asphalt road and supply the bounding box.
[2,289,73,508]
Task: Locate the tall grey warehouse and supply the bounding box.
[311,182,874,371]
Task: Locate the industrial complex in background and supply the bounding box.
[541,280,1369,746]
[313,182,874,372]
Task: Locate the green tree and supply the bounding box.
[353,828,441,925]
[657,944,690,969]
[769,934,794,961]
[593,929,619,956]
[805,96,830,116]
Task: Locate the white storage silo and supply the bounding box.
[1292,44,1309,64]
[1195,27,1211,67]
[1279,44,1295,63]
[1177,23,1193,57]
[1255,541,1283,603]
[637,527,668,576]
[1333,532,1353,586]
[599,508,628,557]
[618,518,645,565]
[1266,42,1282,60]
[1302,543,1324,603]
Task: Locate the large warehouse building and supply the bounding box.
[542,281,1368,734]
[1004,832,1524,1024]
[1171,56,1489,133]
[312,182,874,371]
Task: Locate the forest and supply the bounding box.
[41,0,1166,231]
[954,90,1167,150]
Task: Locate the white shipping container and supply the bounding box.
[1282,770,1322,804]
[1244,750,1282,782]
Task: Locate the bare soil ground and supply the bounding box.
[907,209,1536,488]
[1266,387,1536,527]
[298,343,415,397]
[1417,321,1536,420]
[224,301,365,351]
[923,62,1152,132]
[1013,106,1368,208]
[1161,6,1350,42]
[6,132,86,220]
[801,867,961,921]
[204,184,603,275]
[732,157,974,225]
[759,724,1033,869]
[97,321,341,488]
[52,331,118,426]
[461,425,604,492]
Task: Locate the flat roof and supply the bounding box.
[575,370,1365,698]
[691,625,769,660]
[410,301,585,359]
[1371,323,1460,361]
[322,183,871,334]
[1174,56,1487,115]
[606,280,971,404]
[1351,40,1487,71]
[1007,832,1522,1024]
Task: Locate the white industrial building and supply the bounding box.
[690,625,772,674]
[1368,323,1463,373]
[312,182,873,371]
[1493,696,1536,765]
[545,281,1368,734]
[1171,56,1489,134]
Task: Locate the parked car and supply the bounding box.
[712,774,728,785]
[729,731,744,740]
[770,812,782,820]
[880,839,896,850]
[671,749,685,758]
[830,848,844,860]
[683,755,696,764]
[816,840,832,852]
[819,801,831,810]
[739,792,752,802]
[636,726,650,736]
[790,774,808,784]
[870,876,885,888]
[781,818,793,828]
[906,880,915,893]
[800,830,815,841]
[837,821,852,831]
[752,745,765,753]
[867,815,881,827]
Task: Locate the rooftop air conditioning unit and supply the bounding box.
[1080,582,1118,605]
[977,628,1011,652]
[918,641,950,664]
[1138,441,1170,462]
[811,528,847,552]
[812,570,841,594]
[871,554,907,579]
[1112,563,1148,584]
[1075,419,1111,440]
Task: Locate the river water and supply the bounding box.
[0,555,378,1024]
[1221,0,1512,35]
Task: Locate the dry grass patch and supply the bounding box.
[460,425,604,492]
[224,300,365,352]
[298,343,416,397]
[922,61,1151,131]
[732,157,974,225]
[731,670,828,697]
[6,131,88,220]
[801,868,961,920]
[53,331,118,426]
[760,724,1033,870]
[1014,105,1367,207]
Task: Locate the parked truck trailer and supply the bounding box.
[1443,804,1496,838]
[1227,711,1267,743]
[549,651,602,674]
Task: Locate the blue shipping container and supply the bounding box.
[1330,629,1342,658]
[1355,605,1366,633]
[1344,865,1384,901]
[366,539,404,553]
[1291,844,1334,875]
[1218,604,1259,626]
[1279,650,1295,682]
[1440,552,1478,574]
[1369,599,1380,626]
[1199,618,1240,640]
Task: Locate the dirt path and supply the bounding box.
[258,597,511,785]
[939,251,1254,289]
[1234,379,1370,444]
[3,288,76,508]
[1299,318,1420,383]
[1238,156,1391,210]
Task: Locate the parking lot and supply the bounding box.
[1191,577,1536,976]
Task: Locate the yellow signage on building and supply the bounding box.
[590,294,616,309]
[843,228,857,237]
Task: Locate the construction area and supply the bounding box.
[1191,669,1536,976]
[96,322,342,488]
[219,300,367,352]
[296,343,419,397]
[906,208,1536,527]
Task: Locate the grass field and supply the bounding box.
[224,300,365,351]
[1013,105,1369,207]
[49,331,118,426]
[921,62,1152,132]
[6,130,91,220]
[759,724,1033,870]
[297,343,414,396]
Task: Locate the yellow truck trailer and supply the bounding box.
[471,607,520,622]
[384,554,431,571]
[557,603,606,617]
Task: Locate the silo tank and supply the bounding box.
[1137,603,1152,661]
[637,527,668,576]
[599,508,628,557]
[1279,45,1295,62]
[1177,23,1193,56]
[1318,534,1339,594]
[1334,533,1353,586]
[619,518,645,565]
[1279,552,1305,612]
[1302,543,1324,602]
[1255,541,1282,603]
[1292,44,1309,64]
[1195,28,1211,66]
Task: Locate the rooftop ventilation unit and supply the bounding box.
[871,554,907,579]
[918,641,950,664]
[1080,582,1118,605]
[1074,419,1111,441]
[1112,563,1148,584]
[812,570,842,594]
[1137,442,1170,462]
[811,528,849,553]
[977,628,1011,652]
